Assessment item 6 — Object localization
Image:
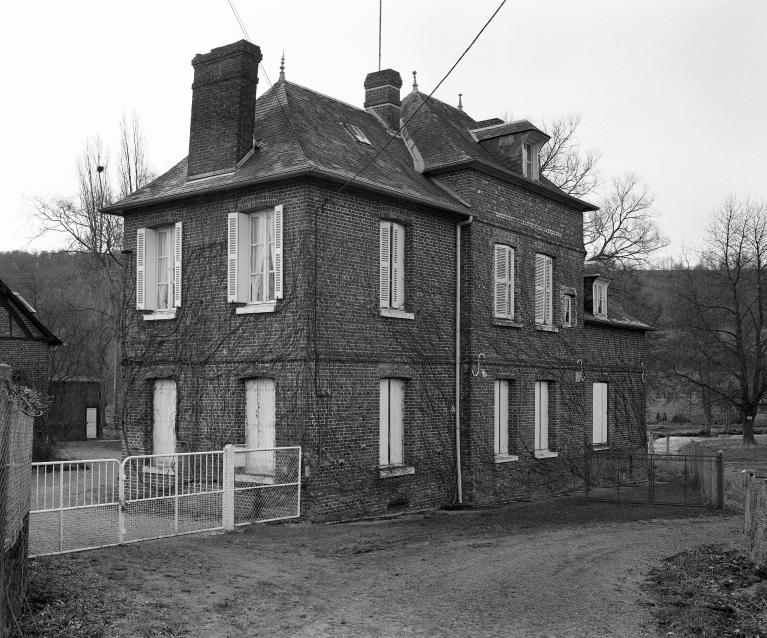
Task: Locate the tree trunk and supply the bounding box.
[741,406,758,446]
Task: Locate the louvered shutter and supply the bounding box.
[136,228,146,309]
[535,254,546,324]
[389,379,404,464]
[544,256,553,325]
[494,245,508,319]
[227,213,249,303]
[592,382,608,444]
[495,380,509,455]
[273,205,284,299]
[535,381,549,451]
[173,222,183,308]
[507,248,515,319]
[391,223,405,309]
[379,222,392,308]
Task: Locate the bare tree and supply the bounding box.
[585,174,666,267]
[119,112,156,200]
[539,115,600,199]
[669,197,767,445]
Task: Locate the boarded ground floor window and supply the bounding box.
[152,379,176,457]
[379,378,404,466]
[592,382,608,445]
[245,378,276,475]
[494,380,510,456]
[534,381,550,452]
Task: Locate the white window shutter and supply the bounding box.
[379,379,390,465]
[495,380,509,455]
[535,254,545,324]
[141,228,158,311]
[389,379,404,465]
[173,222,183,308]
[391,223,405,309]
[273,205,284,299]
[507,248,515,319]
[494,245,508,319]
[379,222,391,308]
[544,257,553,325]
[136,228,146,310]
[535,381,549,451]
[227,213,251,303]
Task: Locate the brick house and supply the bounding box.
[105,40,649,520]
[0,276,60,393]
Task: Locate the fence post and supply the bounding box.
[584,450,590,500]
[716,450,724,510]
[223,445,235,531]
[744,470,756,535]
[648,455,655,504]
[118,460,126,544]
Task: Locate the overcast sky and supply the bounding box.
[2,0,765,260]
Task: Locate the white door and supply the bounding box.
[245,379,276,476]
[153,380,176,463]
[86,408,97,439]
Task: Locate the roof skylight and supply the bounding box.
[344,123,372,146]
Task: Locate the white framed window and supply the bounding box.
[592,382,608,446]
[245,378,276,477]
[136,223,182,313]
[493,244,515,320]
[534,381,553,454]
[593,280,608,318]
[522,142,538,179]
[152,379,176,465]
[379,378,404,466]
[535,254,553,326]
[562,293,575,327]
[379,221,405,310]
[227,205,283,311]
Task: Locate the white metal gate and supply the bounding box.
[30,445,301,557]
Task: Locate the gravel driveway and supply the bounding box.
[27,497,741,637]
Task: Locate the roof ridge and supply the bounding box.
[283,80,370,116]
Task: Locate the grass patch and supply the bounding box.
[644,544,767,637]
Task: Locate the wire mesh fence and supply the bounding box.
[585,451,723,508]
[29,445,302,557]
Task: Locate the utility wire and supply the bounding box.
[226,0,250,41]
[336,0,508,196]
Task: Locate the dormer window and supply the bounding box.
[522,142,538,179]
[593,280,608,318]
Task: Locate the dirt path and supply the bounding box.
[25,498,741,637]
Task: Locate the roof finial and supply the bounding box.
[279,51,285,81]
[458,93,463,111]
[412,70,418,93]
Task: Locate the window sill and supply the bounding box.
[534,324,558,333]
[234,472,275,485]
[142,309,177,321]
[142,464,175,475]
[534,450,559,459]
[380,308,414,320]
[379,465,415,478]
[235,302,277,315]
[494,454,519,464]
[592,444,610,451]
[493,318,523,329]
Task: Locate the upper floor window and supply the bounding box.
[562,292,575,327]
[522,142,538,179]
[227,205,283,311]
[379,221,405,310]
[593,280,608,318]
[136,223,182,314]
[535,254,553,326]
[493,244,515,320]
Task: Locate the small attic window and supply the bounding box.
[523,142,539,180]
[593,280,609,318]
[344,123,371,146]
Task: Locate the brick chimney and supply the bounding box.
[188,40,262,178]
[364,69,403,132]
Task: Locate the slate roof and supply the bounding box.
[583,304,652,332]
[470,119,549,142]
[105,81,469,216]
[0,276,62,345]
[106,78,596,215]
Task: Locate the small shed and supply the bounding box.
[50,378,105,440]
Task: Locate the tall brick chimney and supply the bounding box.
[188,40,262,178]
[364,69,403,133]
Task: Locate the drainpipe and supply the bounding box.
[455,216,473,505]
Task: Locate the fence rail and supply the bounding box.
[29,445,301,557]
[585,450,723,508]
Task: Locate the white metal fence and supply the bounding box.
[30,445,301,557]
